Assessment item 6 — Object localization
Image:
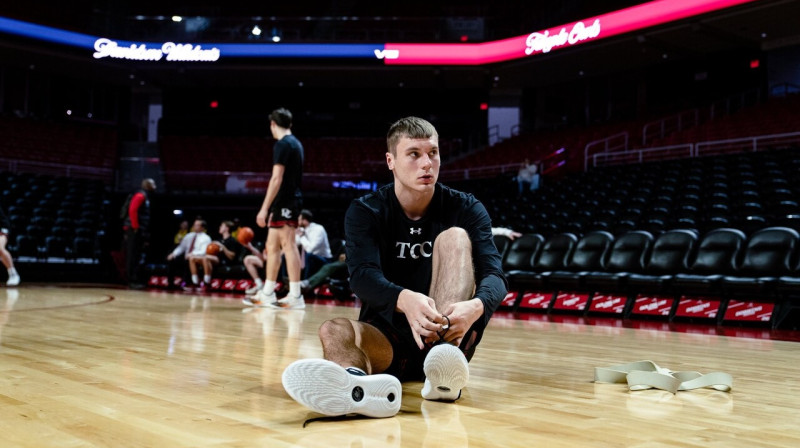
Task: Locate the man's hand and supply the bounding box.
[256,209,269,228]
[396,290,444,349]
[424,298,484,346]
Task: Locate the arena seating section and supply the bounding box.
[0,116,118,176]
[0,116,117,282]
[485,146,800,329]
[1,171,113,280]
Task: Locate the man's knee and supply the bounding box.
[318,317,354,344]
[434,227,471,253]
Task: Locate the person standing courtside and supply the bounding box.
[0,205,21,286]
[122,178,156,289]
[280,116,507,418]
[243,108,305,309]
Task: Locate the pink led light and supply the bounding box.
[384,0,758,65]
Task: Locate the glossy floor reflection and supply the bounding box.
[0,284,798,447]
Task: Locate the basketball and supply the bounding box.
[237,226,255,245]
[206,242,221,255]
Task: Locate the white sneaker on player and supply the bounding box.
[268,294,305,309]
[244,283,263,296]
[242,289,276,307]
[282,359,401,418]
[421,344,469,401]
[6,272,20,287]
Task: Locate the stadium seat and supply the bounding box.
[626,229,698,294]
[547,230,614,292]
[671,228,747,296]
[507,232,577,291]
[493,234,512,261]
[15,234,40,259]
[720,226,800,299]
[502,233,544,276]
[73,237,97,260]
[45,235,69,259]
[582,230,654,294]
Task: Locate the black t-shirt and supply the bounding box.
[272,134,304,205]
[220,236,247,264]
[344,183,507,334]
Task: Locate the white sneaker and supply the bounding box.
[244,283,263,296]
[421,344,469,401]
[282,359,401,418]
[269,294,305,309]
[242,289,276,307]
[6,273,20,287]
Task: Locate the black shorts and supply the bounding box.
[269,199,300,228]
[363,315,484,382]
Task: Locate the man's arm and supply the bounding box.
[257,164,284,228]
[344,202,404,314]
[468,202,509,324]
[167,233,188,260]
[128,192,145,231]
[245,242,261,257]
[298,223,328,256]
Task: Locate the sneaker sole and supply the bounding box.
[268,301,306,310]
[242,298,272,307]
[282,359,401,418]
[421,344,469,401]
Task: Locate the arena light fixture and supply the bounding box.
[0,0,760,65]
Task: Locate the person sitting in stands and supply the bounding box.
[167,218,211,290]
[197,220,259,290]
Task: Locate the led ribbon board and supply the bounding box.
[382,0,759,65]
[0,0,759,65]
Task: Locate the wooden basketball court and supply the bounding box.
[1,284,798,447]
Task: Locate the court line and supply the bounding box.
[0,295,115,313]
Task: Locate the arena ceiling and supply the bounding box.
[0,0,798,91]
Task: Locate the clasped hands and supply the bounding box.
[397,289,483,350]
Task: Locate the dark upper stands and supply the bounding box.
[1,171,111,267]
[0,116,118,181]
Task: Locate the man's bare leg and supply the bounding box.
[424,227,474,402]
[429,227,475,310]
[244,255,263,282]
[243,231,281,306]
[264,229,282,282]
[319,318,393,374]
[188,257,200,285]
[278,225,302,285]
[282,318,402,417]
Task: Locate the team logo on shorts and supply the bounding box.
[281,208,292,219]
